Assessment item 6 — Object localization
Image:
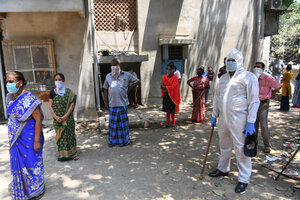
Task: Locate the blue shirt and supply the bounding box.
[103,71,139,107]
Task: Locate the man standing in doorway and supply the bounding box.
[103,58,140,147]
[253,62,281,153]
[209,49,260,194]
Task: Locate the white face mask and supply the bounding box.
[55,81,64,89]
[253,68,263,78]
[111,65,121,79]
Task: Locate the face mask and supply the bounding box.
[167,69,175,77]
[6,82,20,94]
[111,65,121,79]
[253,68,263,78]
[226,61,237,72]
[55,81,65,89]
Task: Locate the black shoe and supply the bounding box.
[235,182,248,194]
[208,169,229,177]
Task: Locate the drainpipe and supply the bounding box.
[255,0,263,62]
[90,0,101,112]
[0,23,7,119]
[0,46,7,119]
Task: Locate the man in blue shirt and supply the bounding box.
[103,58,140,147]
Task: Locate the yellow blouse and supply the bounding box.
[282,72,293,96]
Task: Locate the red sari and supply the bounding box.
[161,74,181,114]
[188,76,209,122]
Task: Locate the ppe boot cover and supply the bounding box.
[244,133,257,157]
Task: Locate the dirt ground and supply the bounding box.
[0,100,299,200]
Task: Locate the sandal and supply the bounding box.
[160,122,170,128]
[264,147,272,153]
[108,143,114,148]
[73,154,80,160]
[171,124,176,130]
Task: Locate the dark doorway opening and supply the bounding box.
[99,62,142,108]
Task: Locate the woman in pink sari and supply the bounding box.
[187,67,209,122]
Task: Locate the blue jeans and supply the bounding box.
[205,89,210,103]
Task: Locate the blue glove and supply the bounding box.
[244,122,255,136]
[211,117,216,127]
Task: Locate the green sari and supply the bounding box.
[52,88,77,161]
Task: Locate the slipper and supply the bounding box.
[108,143,114,148]
[127,140,134,145]
[160,122,170,128]
[73,155,80,160]
[264,147,271,153]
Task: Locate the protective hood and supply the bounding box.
[226,48,244,73]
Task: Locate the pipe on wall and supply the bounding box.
[90,0,101,112]
[255,0,263,62]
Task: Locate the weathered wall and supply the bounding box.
[136,0,257,104]
[96,31,138,53]
[0,0,85,15]
[2,12,96,121]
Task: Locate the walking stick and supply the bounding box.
[199,125,214,180]
[275,146,299,181]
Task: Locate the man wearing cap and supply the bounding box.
[209,49,260,194]
[253,62,281,153]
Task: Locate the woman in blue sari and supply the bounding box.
[6,71,45,200]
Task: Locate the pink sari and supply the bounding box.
[188,76,209,122]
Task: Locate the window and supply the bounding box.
[161,45,186,74]
[2,40,56,91]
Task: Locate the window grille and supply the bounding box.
[94,0,137,31]
[168,46,183,60]
[2,40,56,91]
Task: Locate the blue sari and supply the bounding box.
[6,91,45,200]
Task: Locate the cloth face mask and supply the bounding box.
[6,82,20,94]
[55,81,66,96]
[253,68,263,78]
[111,65,121,79]
[226,61,238,72]
[167,69,175,77]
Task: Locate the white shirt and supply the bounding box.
[174,70,181,79]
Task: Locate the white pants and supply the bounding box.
[217,114,252,183]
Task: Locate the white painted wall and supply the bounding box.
[134,0,257,104]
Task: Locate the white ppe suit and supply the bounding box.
[212,49,260,183]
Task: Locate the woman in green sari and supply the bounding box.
[49,73,79,161]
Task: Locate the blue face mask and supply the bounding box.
[6,82,20,94]
[226,61,238,72]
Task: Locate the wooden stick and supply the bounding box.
[199,126,214,180]
[275,146,299,181]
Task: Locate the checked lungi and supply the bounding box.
[109,106,130,146]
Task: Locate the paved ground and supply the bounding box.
[0,100,299,200]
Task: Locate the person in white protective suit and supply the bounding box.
[209,49,260,194]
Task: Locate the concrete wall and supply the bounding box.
[135,0,257,104]
[0,0,85,16]
[2,12,96,121]
[96,31,138,53]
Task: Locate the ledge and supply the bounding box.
[98,54,149,64]
[159,35,195,45]
[0,0,85,17]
